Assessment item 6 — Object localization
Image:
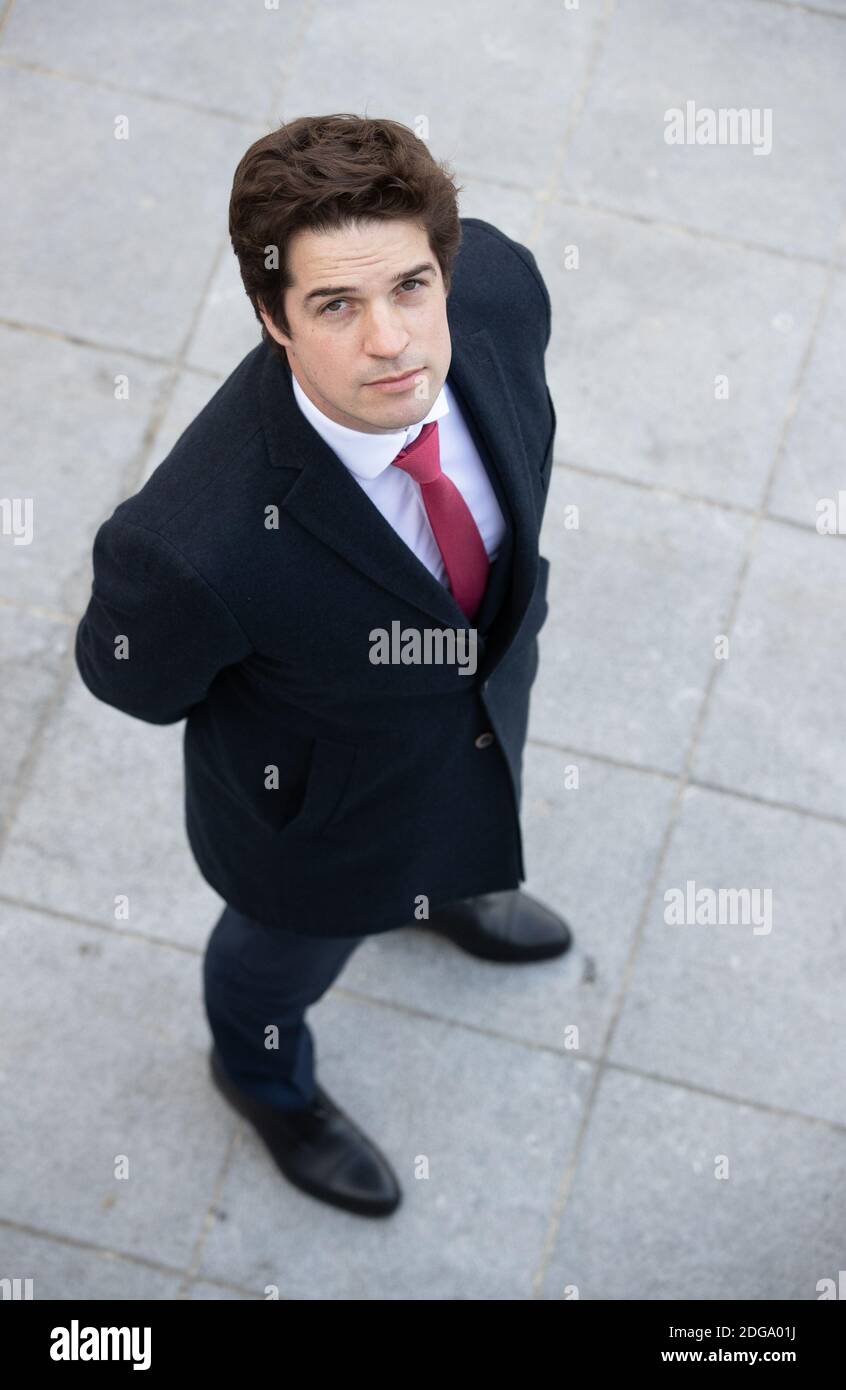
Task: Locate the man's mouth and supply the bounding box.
[366,368,424,386]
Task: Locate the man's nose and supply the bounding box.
[362,304,410,357]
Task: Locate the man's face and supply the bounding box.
[260,217,452,434]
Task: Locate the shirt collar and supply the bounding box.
[291,372,450,481]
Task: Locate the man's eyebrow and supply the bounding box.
[302,262,437,306]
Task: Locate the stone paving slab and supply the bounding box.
[533,470,754,771]
[0,67,255,358]
[692,518,846,818]
[557,0,846,260]
[536,204,825,508]
[768,275,846,527]
[540,1067,846,1301]
[609,783,846,1127]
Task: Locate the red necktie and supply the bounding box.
[390,421,490,620]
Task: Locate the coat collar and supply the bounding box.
[258,326,540,677]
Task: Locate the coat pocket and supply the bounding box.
[186,729,359,840]
[276,736,359,838]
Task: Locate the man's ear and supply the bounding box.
[259,303,290,347]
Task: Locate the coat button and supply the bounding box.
[474,731,495,749]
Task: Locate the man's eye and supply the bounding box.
[320,279,425,316]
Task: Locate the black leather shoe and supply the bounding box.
[416,889,573,963]
[209,1046,401,1217]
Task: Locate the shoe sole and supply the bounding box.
[209,1049,401,1218]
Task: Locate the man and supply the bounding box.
[75,114,573,1220]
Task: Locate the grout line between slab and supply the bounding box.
[0,1215,280,1300]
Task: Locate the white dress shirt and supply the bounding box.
[291,373,506,589]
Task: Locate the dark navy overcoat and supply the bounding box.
[75,218,556,937]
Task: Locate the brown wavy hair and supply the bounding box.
[229,114,464,366]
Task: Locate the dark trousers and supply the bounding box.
[203,902,366,1110]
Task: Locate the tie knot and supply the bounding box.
[390,420,441,485]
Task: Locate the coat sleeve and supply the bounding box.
[75,513,253,726]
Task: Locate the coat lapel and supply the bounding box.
[259,326,539,669]
[446,328,540,673]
